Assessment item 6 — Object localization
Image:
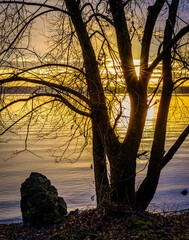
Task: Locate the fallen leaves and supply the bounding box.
[0,208,188,239]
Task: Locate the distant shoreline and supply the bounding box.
[1,86,189,95]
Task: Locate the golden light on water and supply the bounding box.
[104,59,162,81]
[105,59,140,76]
[0,59,188,90]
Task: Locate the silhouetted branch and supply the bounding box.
[173,77,189,91]
[149,25,189,72]
[0,9,55,56]
[148,77,163,106]
[0,1,73,16]
[0,76,90,105]
[123,0,132,7]
[140,0,165,70]
[10,63,86,77]
[0,100,54,135]
[1,92,91,117]
[162,125,189,168]
[52,93,91,117]
[85,13,114,26]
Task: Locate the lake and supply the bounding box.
[0,94,189,223]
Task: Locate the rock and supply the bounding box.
[181,189,188,195]
[20,172,67,227]
[68,209,79,216]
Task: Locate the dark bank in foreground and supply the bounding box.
[0,208,189,240]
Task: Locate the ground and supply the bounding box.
[0,208,189,239]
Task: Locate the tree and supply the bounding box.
[0,0,189,212]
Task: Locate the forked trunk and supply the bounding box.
[136,0,179,211]
[109,93,148,208]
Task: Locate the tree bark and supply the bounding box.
[92,122,110,204]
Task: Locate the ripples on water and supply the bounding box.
[0,95,189,223]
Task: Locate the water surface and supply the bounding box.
[0,95,189,223]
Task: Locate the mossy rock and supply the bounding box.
[20,172,67,227]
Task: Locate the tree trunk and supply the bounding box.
[109,92,148,207]
[92,122,110,204]
[136,0,179,211]
[65,0,117,207]
[135,91,173,210]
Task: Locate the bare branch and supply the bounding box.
[25,98,34,150]
[140,0,165,70]
[0,9,57,57]
[85,13,114,26]
[173,77,189,89]
[0,76,90,105]
[0,1,73,16]
[109,0,137,85]
[0,93,91,134]
[148,77,163,106]
[52,93,91,117]
[162,125,189,169]
[0,99,54,135]
[123,0,132,8]
[149,25,189,72]
[0,91,90,116]
[0,95,39,112]
[10,63,86,77]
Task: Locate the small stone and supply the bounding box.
[69,209,79,216]
[181,189,188,195]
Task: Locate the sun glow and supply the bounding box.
[133,59,140,77]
